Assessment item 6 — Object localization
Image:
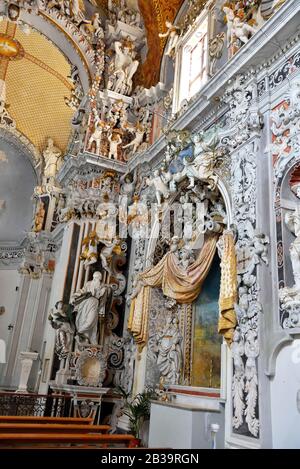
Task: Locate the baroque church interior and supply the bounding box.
[0,0,299,451]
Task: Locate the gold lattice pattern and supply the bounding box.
[0,21,73,152]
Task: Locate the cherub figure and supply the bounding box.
[159,21,181,58]
[107,130,122,160]
[123,123,146,157]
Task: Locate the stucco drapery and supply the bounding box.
[128,231,238,348]
[128,235,218,348]
[218,231,238,346]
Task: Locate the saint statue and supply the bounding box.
[285,186,300,290]
[156,314,182,385]
[43,138,62,185]
[49,301,74,359]
[71,271,112,346]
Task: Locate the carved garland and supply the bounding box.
[231,141,260,438]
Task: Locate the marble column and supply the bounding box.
[16,351,39,393]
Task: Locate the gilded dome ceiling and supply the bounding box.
[0,20,74,154]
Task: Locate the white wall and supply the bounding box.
[270,340,300,449]
[0,269,21,380]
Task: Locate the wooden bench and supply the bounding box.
[0,433,136,448]
[0,423,111,434]
[0,416,93,425]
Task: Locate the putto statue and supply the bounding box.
[223,4,258,52]
[107,130,122,160]
[42,138,63,185]
[123,122,146,157]
[71,271,112,346]
[88,111,109,155]
[159,21,181,59]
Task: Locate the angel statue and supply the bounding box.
[146,169,170,206]
[159,21,181,58]
[42,138,63,185]
[71,271,112,346]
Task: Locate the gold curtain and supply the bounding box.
[128,235,218,348]
[218,231,238,346]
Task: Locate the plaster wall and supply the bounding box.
[0,269,20,383]
[270,340,300,449]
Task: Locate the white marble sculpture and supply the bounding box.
[49,301,74,359]
[223,6,235,48]
[232,16,257,45]
[111,38,139,95]
[71,271,111,345]
[159,21,181,58]
[176,133,219,190]
[123,123,146,157]
[156,314,182,385]
[100,239,120,276]
[146,170,170,206]
[43,138,62,185]
[88,112,108,155]
[108,131,122,160]
[223,6,257,49]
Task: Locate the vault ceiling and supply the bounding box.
[0,20,74,154]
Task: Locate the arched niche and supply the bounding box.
[142,176,230,391]
[0,129,37,246]
[275,158,300,330]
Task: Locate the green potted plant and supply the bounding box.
[116,387,155,447]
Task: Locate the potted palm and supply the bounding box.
[116,387,155,447]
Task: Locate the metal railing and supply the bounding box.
[0,392,72,417]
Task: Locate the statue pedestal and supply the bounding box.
[16,352,39,393]
[50,383,109,424]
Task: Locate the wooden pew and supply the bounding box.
[0,433,136,449]
[0,423,111,434]
[0,416,93,425]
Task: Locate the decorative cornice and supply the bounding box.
[58,151,127,186]
[129,0,300,172]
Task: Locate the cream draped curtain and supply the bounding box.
[128,231,237,349]
[218,231,238,346]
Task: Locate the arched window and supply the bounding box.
[173,11,210,113]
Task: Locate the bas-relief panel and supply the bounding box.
[191,255,222,389]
